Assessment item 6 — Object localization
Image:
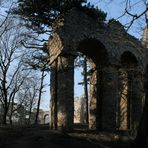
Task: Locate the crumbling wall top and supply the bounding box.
[48,8,146,70]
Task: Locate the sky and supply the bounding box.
[89,0,147,38]
[41,0,147,111]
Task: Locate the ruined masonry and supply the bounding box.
[48,8,148,131]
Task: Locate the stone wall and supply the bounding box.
[48,8,146,131]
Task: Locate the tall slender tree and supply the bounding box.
[75,55,89,124]
[0,18,28,124]
[34,67,46,124]
[83,56,89,124]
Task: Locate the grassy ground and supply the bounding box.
[0,125,134,148]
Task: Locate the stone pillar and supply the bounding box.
[50,60,58,129]
[142,26,148,48]
[130,70,144,130]
[57,55,75,130]
[89,62,97,129]
[89,64,118,131]
[50,55,75,130]
[118,68,130,130]
[89,62,104,130]
[101,66,118,131]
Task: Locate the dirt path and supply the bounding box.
[0,125,138,148]
[0,126,104,148]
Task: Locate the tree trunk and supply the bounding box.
[28,106,32,125]
[83,57,89,124]
[35,70,45,124]
[9,110,14,125]
[9,105,13,125]
[28,98,34,125]
[3,105,8,125]
[53,60,58,129]
[2,75,8,125]
[9,94,15,125]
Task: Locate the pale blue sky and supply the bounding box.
[89,0,146,38]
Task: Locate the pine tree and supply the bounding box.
[12,0,87,33]
[12,0,106,34]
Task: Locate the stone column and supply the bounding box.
[142,26,148,48]
[101,66,119,131]
[89,62,98,129]
[130,69,144,130]
[57,55,75,130]
[50,60,58,129]
[118,68,129,130]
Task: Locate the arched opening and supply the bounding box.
[121,51,138,68]
[75,38,109,130]
[50,37,114,130]
[44,114,49,124]
[74,54,90,129]
[118,51,138,130]
[77,38,108,65]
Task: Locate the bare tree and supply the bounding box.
[12,75,39,125]
[26,78,39,125]
[8,68,31,124]
[0,16,31,124]
[92,0,147,34]
[114,0,148,30]
[75,55,90,124]
[34,68,46,125]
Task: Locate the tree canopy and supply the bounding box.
[12,0,107,34]
[12,0,87,33]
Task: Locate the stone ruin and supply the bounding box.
[48,8,148,131]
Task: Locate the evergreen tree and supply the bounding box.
[12,0,87,33]
[12,0,106,34]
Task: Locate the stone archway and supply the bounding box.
[44,114,49,124]
[48,8,145,131]
[118,51,144,130]
[49,37,120,131]
[77,38,108,130]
